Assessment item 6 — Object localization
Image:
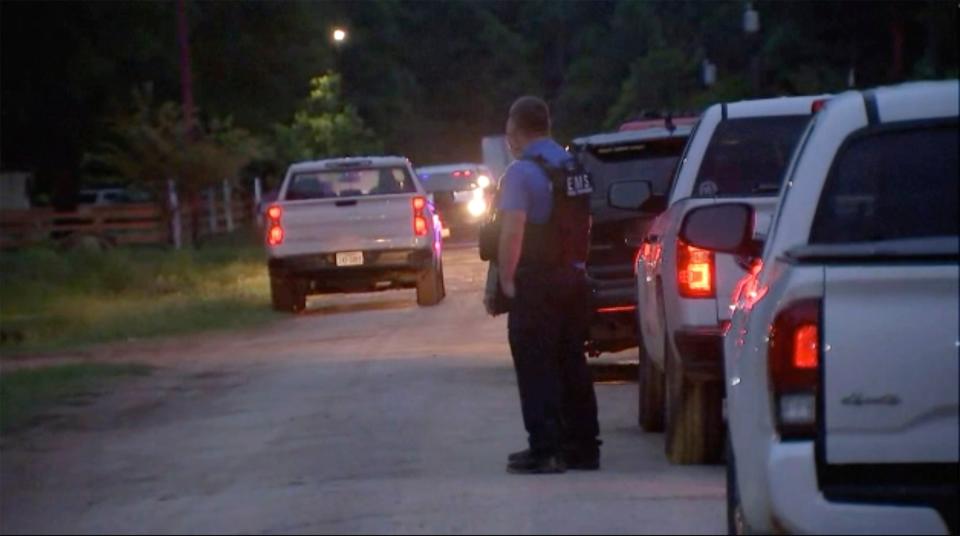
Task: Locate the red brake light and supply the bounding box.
[265,205,283,246]
[414,216,428,236]
[677,240,715,298]
[793,324,819,369]
[412,196,428,236]
[811,98,828,113]
[267,225,284,246]
[266,205,282,221]
[768,299,821,438]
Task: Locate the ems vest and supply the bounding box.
[517,154,593,269]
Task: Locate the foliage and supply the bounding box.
[0,235,277,355]
[268,73,382,169]
[2,0,957,191]
[85,87,261,201]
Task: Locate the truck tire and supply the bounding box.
[416,259,445,306]
[270,276,306,313]
[664,337,724,464]
[637,334,665,431]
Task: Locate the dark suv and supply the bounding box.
[570,119,695,356]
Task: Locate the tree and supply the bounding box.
[87,87,261,245]
[267,73,382,172]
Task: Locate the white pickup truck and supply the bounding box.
[682,80,958,534]
[264,157,445,312]
[621,95,827,464]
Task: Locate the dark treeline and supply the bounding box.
[1,1,956,202]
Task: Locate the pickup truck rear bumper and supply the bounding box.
[268,248,433,294]
[673,325,725,382]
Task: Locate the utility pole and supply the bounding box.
[176,0,199,245]
[177,0,196,135]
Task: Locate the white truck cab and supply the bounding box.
[683,80,958,534]
[265,156,445,311]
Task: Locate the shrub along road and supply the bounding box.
[0,245,724,534]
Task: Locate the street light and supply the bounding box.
[332,28,347,44]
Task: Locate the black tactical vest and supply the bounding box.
[517,154,593,270]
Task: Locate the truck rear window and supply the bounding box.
[580,137,687,213]
[693,115,809,197]
[810,124,959,244]
[285,167,417,200]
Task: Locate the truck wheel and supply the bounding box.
[664,337,724,464]
[271,276,306,313]
[637,338,665,431]
[416,258,445,306]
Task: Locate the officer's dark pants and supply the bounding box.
[507,265,600,455]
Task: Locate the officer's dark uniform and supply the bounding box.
[499,139,600,468]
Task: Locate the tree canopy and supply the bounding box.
[1,0,956,205]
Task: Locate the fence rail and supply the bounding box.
[0,197,255,250]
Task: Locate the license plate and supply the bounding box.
[335,251,364,267]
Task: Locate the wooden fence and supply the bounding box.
[0,195,256,250]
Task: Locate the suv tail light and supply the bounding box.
[266,205,284,246]
[677,240,715,298]
[768,299,821,439]
[412,196,428,237]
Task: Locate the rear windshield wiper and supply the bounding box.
[751,182,780,194]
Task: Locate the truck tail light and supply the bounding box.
[412,196,428,237]
[768,299,821,439]
[677,240,715,298]
[266,204,284,246]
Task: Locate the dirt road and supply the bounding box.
[0,245,724,534]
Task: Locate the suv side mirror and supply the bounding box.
[680,203,758,256]
[608,180,666,212]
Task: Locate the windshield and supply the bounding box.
[580,137,687,214]
[285,167,417,200]
[693,115,810,197]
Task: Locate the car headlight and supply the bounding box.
[477,175,491,189]
[467,198,487,217]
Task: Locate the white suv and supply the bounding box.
[616,95,826,464]
[681,80,958,534]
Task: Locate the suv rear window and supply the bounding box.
[810,124,959,243]
[693,115,809,197]
[580,137,687,213]
[285,167,416,200]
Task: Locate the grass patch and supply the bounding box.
[0,229,281,355]
[0,362,153,432]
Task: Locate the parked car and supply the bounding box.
[615,94,827,464]
[569,119,694,356]
[684,80,959,535]
[416,163,494,239]
[77,187,152,205]
[265,156,445,312]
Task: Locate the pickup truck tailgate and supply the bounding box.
[822,264,959,464]
[270,195,422,256]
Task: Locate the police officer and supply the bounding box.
[498,96,601,474]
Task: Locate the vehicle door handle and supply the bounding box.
[335,200,358,207]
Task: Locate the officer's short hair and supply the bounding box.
[509,96,550,136]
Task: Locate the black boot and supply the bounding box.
[506,450,566,474]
